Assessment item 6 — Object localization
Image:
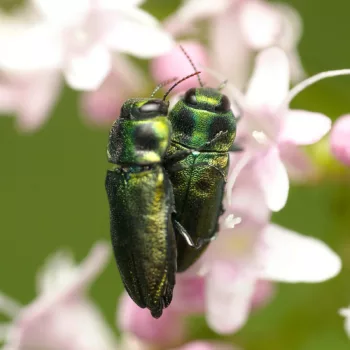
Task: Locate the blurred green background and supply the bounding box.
[1,0,350,349]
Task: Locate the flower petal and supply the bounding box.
[239,1,281,49]
[280,109,331,145]
[0,23,63,72]
[279,142,316,181]
[0,292,22,318]
[205,261,256,334]
[330,114,350,167]
[287,49,306,84]
[64,45,111,90]
[209,10,250,89]
[4,243,116,350]
[17,71,62,132]
[245,47,290,111]
[81,85,123,125]
[10,300,117,350]
[171,275,205,314]
[118,293,186,347]
[102,8,174,58]
[97,0,145,7]
[151,40,210,94]
[81,55,145,124]
[164,0,231,35]
[176,341,237,350]
[339,307,350,338]
[251,280,275,309]
[258,224,341,282]
[0,323,11,341]
[33,0,90,26]
[255,147,289,212]
[0,83,17,112]
[226,159,270,226]
[36,242,110,300]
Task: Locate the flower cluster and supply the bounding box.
[0,243,237,350]
[151,0,349,336]
[0,0,174,129]
[1,0,350,349]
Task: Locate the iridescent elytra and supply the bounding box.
[165,47,241,272]
[105,73,201,318]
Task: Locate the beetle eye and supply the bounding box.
[215,95,231,112]
[184,88,197,105]
[139,102,162,113]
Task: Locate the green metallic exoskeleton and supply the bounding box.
[166,87,238,272]
[105,98,177,318]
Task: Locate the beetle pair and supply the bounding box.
[105,51,239,318]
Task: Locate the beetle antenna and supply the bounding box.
[150,77,178,98]
[179,45,204,87]
[163,72,201,101]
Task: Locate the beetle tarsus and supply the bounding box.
[173,219,198,248]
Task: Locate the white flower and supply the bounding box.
[0,242,117,350]
[340,307,350,338]
[170,164,341,335]
[164,0,305,86]
[0,0,174,90]
[0,70,62,131]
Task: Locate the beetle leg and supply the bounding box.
[173,219,203,249]
[197,233,218,246]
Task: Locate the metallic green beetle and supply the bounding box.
[166,87,238,272]
[105,74,200,318]
[105,97,176,318]
[165,49,240,272]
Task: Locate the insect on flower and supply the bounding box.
[105,72,203,318]
[165,46,242,272]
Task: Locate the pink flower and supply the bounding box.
[330,114,350,166]
[0,0,174,91]
[163,0,305,86]
[33,0,174,90]
[226,47,334,212]
[0,242,239,350]
[81,55,146,125]
[151,44,332,214]
[118,335,236,350]
[117,293,238,350]
[0,1,174,129]
[0,242,117,350]
[117,293,186,348]
[151,41,211,94]
[0,70,62,131]
[167,162,341,335]
[174,341,238,350]
[117,290,240,350]
[173,220,341,335]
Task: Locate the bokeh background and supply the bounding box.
[1,0,350,349]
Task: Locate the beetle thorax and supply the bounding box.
[169,102,236,152]
[107,117,171,166]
